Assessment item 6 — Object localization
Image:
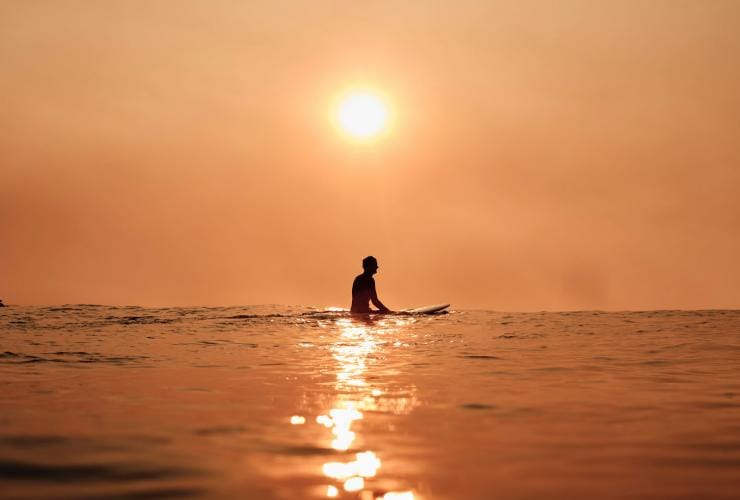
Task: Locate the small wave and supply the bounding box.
[460,403,497,410]
[0,351,146,365]
[80,486,206,499]
[194,425,248,436]
[224,313,289,319]
[176,340,258,348]
[113,316,176,325]
[0,459,195,483]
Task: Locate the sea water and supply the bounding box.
[1,306,740,499]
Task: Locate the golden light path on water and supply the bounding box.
[291,316,418,499]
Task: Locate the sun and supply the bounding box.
[335,91,389,139]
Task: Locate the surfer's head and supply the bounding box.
[362,256,379,274]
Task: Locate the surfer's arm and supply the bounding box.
[370,282,391,313]
[371,297,391,313]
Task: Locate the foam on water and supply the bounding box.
[1,306,740,499]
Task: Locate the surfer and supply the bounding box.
[351,256,393,314]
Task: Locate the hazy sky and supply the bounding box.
[2,1,739,310]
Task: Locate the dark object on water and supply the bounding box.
[351,256,391,313]
[0,299,5,307]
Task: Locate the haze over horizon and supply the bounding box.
[2,1,739,310]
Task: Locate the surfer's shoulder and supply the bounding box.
[353,274,374,287]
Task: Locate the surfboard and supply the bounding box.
[404,304,450,314]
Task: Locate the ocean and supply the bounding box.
[1,306,739,499]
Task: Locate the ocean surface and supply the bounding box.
[1,306,740,499]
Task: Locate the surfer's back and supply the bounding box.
[351,273,374,313]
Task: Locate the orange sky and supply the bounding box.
[2,1,739,310]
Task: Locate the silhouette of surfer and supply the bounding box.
[351,256,392,313]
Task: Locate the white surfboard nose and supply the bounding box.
[404,304,450,314]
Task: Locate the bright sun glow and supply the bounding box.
[336,92,389,139]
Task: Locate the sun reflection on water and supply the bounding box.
[311,316,418,499]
